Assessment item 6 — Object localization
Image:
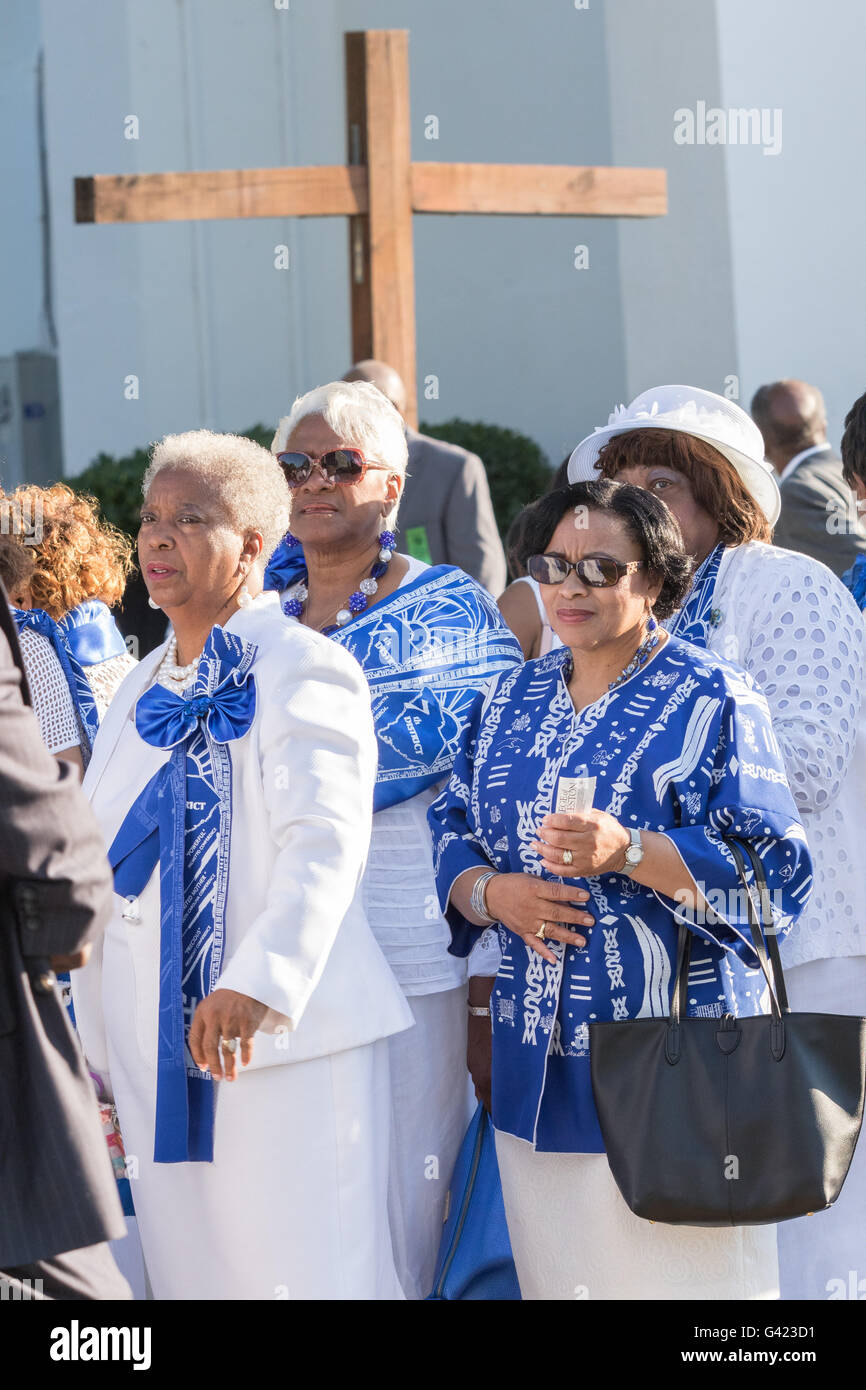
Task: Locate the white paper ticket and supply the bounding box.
[555,776,596,815]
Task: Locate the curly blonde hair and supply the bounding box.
[2,484,134,620]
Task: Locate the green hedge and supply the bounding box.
[419,418,552,536]
[72,426,273,540]
[72,420,550,543]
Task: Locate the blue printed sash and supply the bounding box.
[13,599,127,748]
[843,553,866,612]
[108,626,257,1163]
[665,542,726,649]
[267,539,523,811]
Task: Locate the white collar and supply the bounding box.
[779,442,832,484]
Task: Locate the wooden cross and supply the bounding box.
[75,28,666,428]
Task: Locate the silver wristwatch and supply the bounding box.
[621,828,645,876]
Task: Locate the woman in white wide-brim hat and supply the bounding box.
[569,384,866,1300]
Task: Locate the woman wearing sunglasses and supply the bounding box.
[428,478,812,1301]
[265,380,522,1300]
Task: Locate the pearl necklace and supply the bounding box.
[156,633,200,692]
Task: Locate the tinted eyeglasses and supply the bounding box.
[276,448,391,487]
[527,553,647,587]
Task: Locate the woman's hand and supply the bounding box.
[189,989,269,1081]
[532,811,630,880]
[485,872,595,966]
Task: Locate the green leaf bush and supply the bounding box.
[419,418,552,537]
[71,420,551,546]
[71,425,274,541]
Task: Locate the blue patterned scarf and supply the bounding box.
[664,542,726,648]
[263,533,307,592]
[267,541,523,811]
[108,626,257,1163]
[13,598,127,749]
[843,553,866,612]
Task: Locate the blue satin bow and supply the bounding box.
[111,624,257,1163]
[135,656,257,750]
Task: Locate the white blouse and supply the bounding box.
[363,556,499,994]
[511,575,564,656]
[708,542,866,968]
[17,626,80,754]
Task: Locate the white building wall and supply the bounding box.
[36,0,628,475]
[716,0,866,445]
[604,0,739,411]
[1,5,48,356]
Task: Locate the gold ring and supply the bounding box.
[562,849,573,866]
[535,922,548,939]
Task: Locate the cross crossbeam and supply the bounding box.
[74,29,667,427]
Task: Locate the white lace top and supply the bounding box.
[16,623,138,755]
[707,542,866,968]
[17,626,81,754]
[87,652,138,720]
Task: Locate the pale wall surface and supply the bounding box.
[34,0,630,474]
[7,0,860,479]
[716,0,866,446]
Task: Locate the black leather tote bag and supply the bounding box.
[589,838,866,1226]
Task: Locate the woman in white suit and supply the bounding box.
[72,428,412,1300]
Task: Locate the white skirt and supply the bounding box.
[387,985,473,1299]
[495,1130,779,1301]
[107,995,402,1302]
[777,956,866,1300]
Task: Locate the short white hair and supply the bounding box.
[272,380,409,527]
[143,429,291,567]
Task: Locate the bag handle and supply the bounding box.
[669,836,789,1027]
[727,837,790,1015]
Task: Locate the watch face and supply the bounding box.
[625,845,643,865]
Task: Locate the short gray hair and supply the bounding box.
[143,429,290,566]
[272,380,409,527]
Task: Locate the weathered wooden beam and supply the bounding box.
[410,163,668,217]
[74,166,368,224]
[345,34,373,383]
[346,29,418,428]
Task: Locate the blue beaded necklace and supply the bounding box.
[281,529,396,635]
[608,616,660,691]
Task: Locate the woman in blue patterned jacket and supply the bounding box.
[428,479,812,1302]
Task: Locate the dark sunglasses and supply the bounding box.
[527,553,646,587]
[276,448,390,487]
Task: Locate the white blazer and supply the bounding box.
[72,592,412,1083]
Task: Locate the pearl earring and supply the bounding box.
[148,596,161,610]
[236,581,254,609]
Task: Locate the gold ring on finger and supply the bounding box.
[562,849,573,867]
[220,1036,238,1054]
[535,922,548,939]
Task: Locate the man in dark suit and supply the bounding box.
[342,360,508,596]
[751,378,866,576]
[0,592,129,1299]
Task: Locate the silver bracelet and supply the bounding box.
[470,870,498,924]
[468,1005,491,1018]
